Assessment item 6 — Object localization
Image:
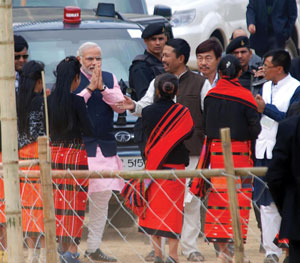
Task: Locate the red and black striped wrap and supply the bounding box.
[204,140,253,243]
[206,78,258,110]
[50,141,89,244]
[190,78,257,198]
[144,103,194,170]
[19,141,44,236]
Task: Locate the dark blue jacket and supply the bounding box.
[246,0,297,56]
[74,71,117,157]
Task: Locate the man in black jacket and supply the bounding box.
[129,23,166,161]
[266,114,300,263]
[246,0,297,57]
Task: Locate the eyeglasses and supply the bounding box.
[15,54,29,60]
[262,64,278,70]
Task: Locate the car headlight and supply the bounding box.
[171,9,196,27]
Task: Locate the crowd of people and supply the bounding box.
[2,1,300,263]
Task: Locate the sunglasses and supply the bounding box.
[15,54,29,60]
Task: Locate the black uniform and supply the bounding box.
[129,50,164,101]
[129,50,165,159]
[239,67,254,91]
[239,65,265,96]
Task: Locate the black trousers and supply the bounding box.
[289,240,300,263]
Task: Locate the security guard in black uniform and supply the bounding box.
[226,36,265,96]
[129,23,167,160]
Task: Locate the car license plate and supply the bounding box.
[121,157,144,170]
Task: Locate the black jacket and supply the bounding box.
[246,0,297,56]
[266,115,300,240]
[204,96,261,141]
[129,50,164,101]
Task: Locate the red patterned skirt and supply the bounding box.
[19,142,44,236]
[51,142,89,244]
[205,140,252,243]
[139,164,186,239]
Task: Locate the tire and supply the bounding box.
[285,38,298,58]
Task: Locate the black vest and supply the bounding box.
[74,71,117,157]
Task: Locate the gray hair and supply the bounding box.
[77,42,102,57]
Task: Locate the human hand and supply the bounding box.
[46,88,51,96]
[248,24,256,34]
[255,94,265,113]
[116,95,135,111]
[89,65,100,91]
[253,66,265,78]
[97,64,104,91]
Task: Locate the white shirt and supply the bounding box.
[131,71,212,116]
[255,74,300,159]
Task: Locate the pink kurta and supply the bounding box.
[78,70,125,193]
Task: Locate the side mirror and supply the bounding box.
[153,5,172,20]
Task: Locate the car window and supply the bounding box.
[17,28,145,88]
[13,0,147,14]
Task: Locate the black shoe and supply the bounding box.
[84,249,117,262]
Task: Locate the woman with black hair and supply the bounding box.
[17,60,46,263]
[192,55,261,263]
[47,56,93,263]
[139,73,194,263]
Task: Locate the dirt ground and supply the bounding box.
[78,210,288,263]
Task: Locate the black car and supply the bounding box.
[13,0,173,38]
[13,5,147,170]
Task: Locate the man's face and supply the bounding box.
[197,50,220,77]
[232,47,252,71]
[79,46,102,75]
[15,47,28,72]
[263,56,281,81]
[144,33,167,57]
[162,45,181,74]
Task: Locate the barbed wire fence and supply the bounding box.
[0,130,275,263]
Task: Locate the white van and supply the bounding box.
[147,0,300,69]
